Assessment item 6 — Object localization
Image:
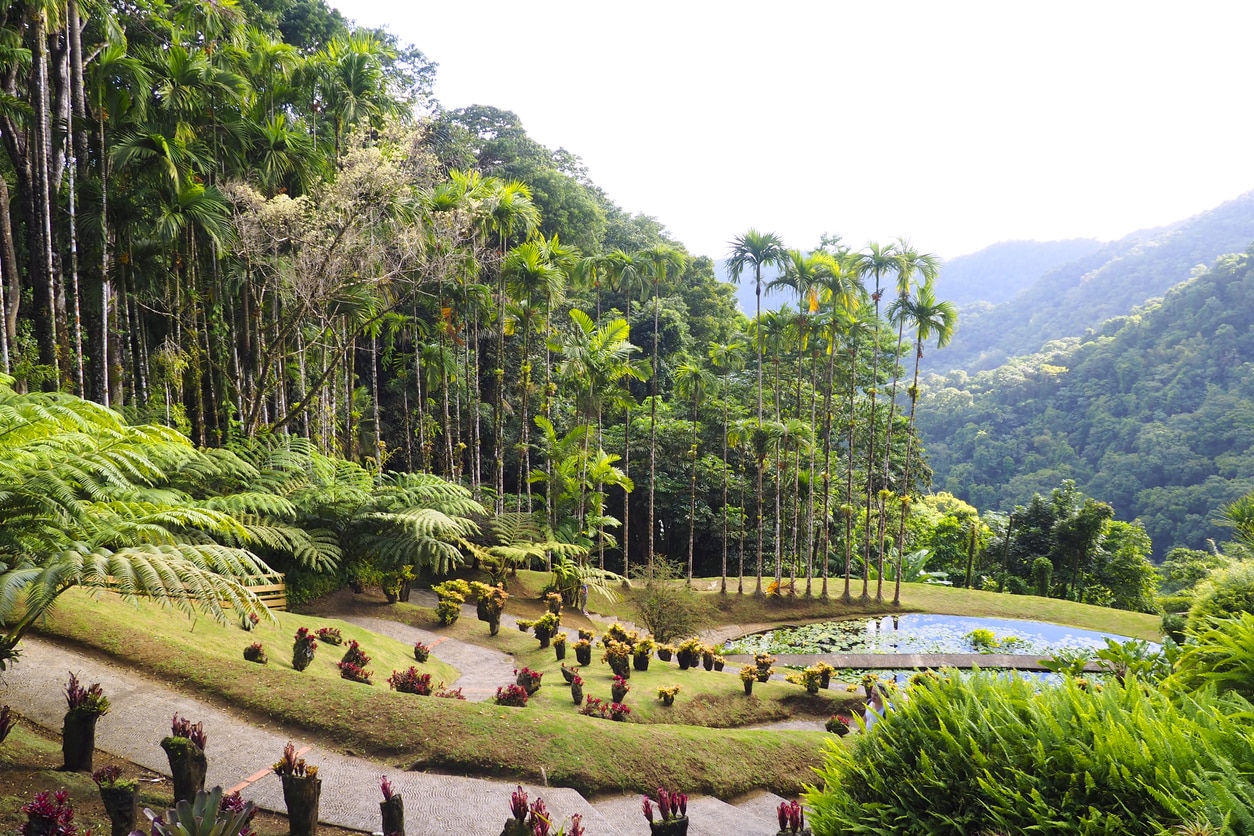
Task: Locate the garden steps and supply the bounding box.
[589,789,786,835]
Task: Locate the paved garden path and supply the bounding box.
[2,621,786,835]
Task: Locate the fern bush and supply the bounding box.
[805,672,1254,834]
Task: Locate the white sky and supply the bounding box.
[330,0,1254,261]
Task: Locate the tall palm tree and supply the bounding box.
[877,240,939,595]
[851,241,904,602]
[675,360,715,584]
[503,241,565,514]
[889,277,956,604]
[726,230,787,429]
[639,244,687,570]
[708,339,745,594]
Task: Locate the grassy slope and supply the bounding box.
[25,579,1160,799]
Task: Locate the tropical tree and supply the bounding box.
[726,230,787,428]
[675,360,715,583]
[0,377,275,666]
[709,339,746,593]
[889,277,956,604]
[851,241,904,602]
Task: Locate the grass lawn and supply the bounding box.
[19,575,1160,801]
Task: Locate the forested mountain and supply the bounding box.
[919,247,1254,557]
[935,192,1254,373]
[938,239,1103,306]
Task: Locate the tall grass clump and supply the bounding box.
[805,671,1254,834]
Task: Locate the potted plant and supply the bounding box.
[642,788,689,835]
[470,582,509,636]
[825,714,852,736]
[532,612,560,649]
[609,702,631,722]
[560,663,580,684]
[775,799,811,835]
[604,640,632,678]
[388,667,433,696]
[573,638,593,666]
[544,591,564,616]
[338,640,373,684]
[413,641,431,662]
[243,642,267,664]
[656,685,680,707]
[92,766,138,836]
[712,654,726,672]
[814,662,834,689]
[740,665,757,696]
[515,666,544,695]
[139,787,255,836]
[273,742,320,836]
[292,627,317,672]
[656,643,675,663]
[754,652,776,683]
[701,647,716,671]
[552,632,568,661]
[160,714,208,804]
[500,786,584,836]
[379,775,404,836]
[633,637,655,671]
[675,638,703,670]
[611,674,630,703]
[786,666,823,695]
[62,673,109,772]
[315,627,343,646]
[494,684,530,707]
[570,674,584,705]
[432,579,471,626]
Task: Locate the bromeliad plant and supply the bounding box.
[19,790,80,836]
[776,799,810,835]
[338,640,373,684]
[413,641,431,662]
[502,786,585,836]
[292,628,317,672]
[388,667,433,696]
[315,627,343,646]
[642,787,688,832]
[494,684,530,707]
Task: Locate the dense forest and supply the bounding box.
[2,0,1242,618]
[0,0,985,607]
[920,247,1254,558]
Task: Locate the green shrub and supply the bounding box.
[805,672,1254,834]
[1190,562,1254,624]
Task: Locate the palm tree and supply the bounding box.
[878,241,939,597]
[851,241,904,602]
[639,244,687,571]
[708,339,745,594]
[726,230,787,429]
[503,241,565,514]
[811,252,864,598]
[674,360,715,584]
[889,277,956,604]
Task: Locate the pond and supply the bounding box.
[723,614,1150,657]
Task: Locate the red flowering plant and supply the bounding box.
[514,666,543,694]
[413,641,431,662]
[170,713,207,750]
[338,640,373,684]
[388,667,433,696]
[776,799,809,834]
[434,686,466,699]
[292,627,317,671]
[19,790,81,836]
[494,684,529,707]
[642,787,688,824]
[64,673,109,718]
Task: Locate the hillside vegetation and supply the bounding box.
[935,191,1254,373]
[920,246,1254,556]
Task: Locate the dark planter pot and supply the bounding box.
[281,775,321,836]
[657,649,673,662]
[649,817,689,835]
[611,683,629,703]
[98,785,138,836]
[819,672,831,689]
[535,629,552,649]
[661,694,675,707]
[383,589,398,604]
[398,581,412,603]
[713,660,725,672]
[476,600,491,622]
[489,616,501,637]
[293,645,315,672]
[633,653,650,672]
[554,643,566,661]
[702,655,714,671]
[575,645,592,666]
[571,681,584,705]
[609,659,630,679]
[743,679,754,695]
[380,793,404,836]
[560,664,578,684]
[676,651,695,670]
[516,672,542,695]
[500,819,529,836]
[61,711,100,772]
[160,737,207,804]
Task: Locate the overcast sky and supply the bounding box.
[329,1,1254,262]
